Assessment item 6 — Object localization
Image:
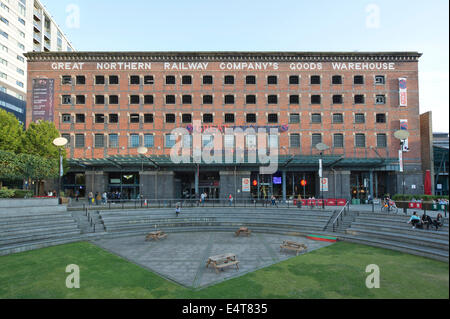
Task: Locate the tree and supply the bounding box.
[0,108,23,153]
[22,120,64,159]
[0,150,21,188]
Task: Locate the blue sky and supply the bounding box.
[42,0,449,132]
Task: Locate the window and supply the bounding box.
[144,75,154,84]
[183,135,192,148]
[246,95,256,104]
[182,95,192,104]
[130,95,140,104]
[95,114,105,123]
[312,134,322,147]
[268,113,278,123]
[268,95,278,104]
[224,113,235,123]
[109,75,119,85]
[289,95,299,104]
[62,76,72,85]
[375,95,386,104]
[332,134,343,148]
[62,95,72,104]
[246,113,256,123]
[182,114,192,123]
[182,75,192,84]
[95,95,105,104]
[355,134,366,147]
[109,134,118,148]
[332,75,342,84]
[225,95,234,104]
[290,134,300,148]
[203,95,213,104]
[224,75,234,84]
[109,95,119,104]
[377,134,387,147]
[246,75,256,84]
[203,113,213,123]
[17,55,24,63]
[0,57,7,66]
[376,113,386,123]
[311,113,321,123]
[95,76,105,85]
[203,75,213,84]
[76,76,85,85]
[76,95,85,104]
[333,113,344,123]
[16,81,24,88]
[333,95,343,104]
[109,114,118,123]
[310,75,321,84]
[354,75,364,84]
[224,135,234,149]
[130,114,140,123]
[354,95,365,104]
[375,75,385,85]
[72,114,84,124]
[165,134,176,148]
[95,134,104,148]
[144,95,154,104]
[289,75,299,85]
[0,16,8,25]
[267,76,277,85]
[18,17,25,25]
[311,95,321,104]
[61,134,70,147]
[355,113,365,123]
[165,113,176,123]
[144,113,154,123]
[130,75,140,85]
[166,95,176,104]
[62,114,71,123]
[130,134,140,148]
[289,113,300,124]
[75,134,85,148]
[0,30,8,39]
[144,134,154,147]
[166,75,176,84]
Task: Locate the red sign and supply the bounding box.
[408,202,422,209]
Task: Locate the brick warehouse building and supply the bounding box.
[24,51,424,201]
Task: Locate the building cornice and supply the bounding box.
[23,51,422,62]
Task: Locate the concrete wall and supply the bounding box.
[219,171,252,201]
[140,171,175,199]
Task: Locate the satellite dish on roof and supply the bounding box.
[394,130,409,140]
[315,143,329,151]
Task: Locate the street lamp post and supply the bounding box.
[315,143,329,210]
[52,137,68,204]
[394,130,410,196]
[137,146,148,200]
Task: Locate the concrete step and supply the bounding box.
[346,228,449,251]
[349,222,449,240]
[340,234,448,262]
[0,229,82,246]
[0,219,78,231]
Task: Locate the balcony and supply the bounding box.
[44,29,51,40]
[33,44,41,52]
[44,41,51,51]
[33,33,41,44]
[33,9,42,21]
[33,20,42,33]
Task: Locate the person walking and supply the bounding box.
[229,194,233,206]
[175,203,181,217]
[88,192,93,206]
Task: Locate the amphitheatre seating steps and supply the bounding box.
[340,234,449,262]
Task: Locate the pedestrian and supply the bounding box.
[229,194,233,206]
[433,213,444,231]
[408,211,422,229]
[421,212,433,230]
[95,192,100,205]
[75,189,79,202]
[175,203,181,217]
[102,191,107,205]
[88,192,93,206]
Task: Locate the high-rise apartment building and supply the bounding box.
[0,0,74,124]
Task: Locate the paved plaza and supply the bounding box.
[92,231,334,289]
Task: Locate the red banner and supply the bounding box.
[408,202,423,209]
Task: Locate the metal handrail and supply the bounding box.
[330,201,349,232]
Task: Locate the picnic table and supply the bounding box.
[145,230,168,241]
[235,227,252,237]
[280,240,307,255]
[206,253,240,274]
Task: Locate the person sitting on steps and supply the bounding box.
[421,212,433,230]
[408,211,422,229]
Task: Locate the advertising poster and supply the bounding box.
[31,78,55,122]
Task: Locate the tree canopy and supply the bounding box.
[0,108,23,153]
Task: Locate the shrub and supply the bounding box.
[0,188,15,198]
[13,189,33,198]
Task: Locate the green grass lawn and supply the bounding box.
[0,241,448,299]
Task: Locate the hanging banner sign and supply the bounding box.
[399,119,409,152]
[399,78,407,107]
[399,150,403,172]
[242,178,250,192]
[320,178,328,192]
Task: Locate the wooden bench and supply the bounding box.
[145,230,168,241]
[280,240,307,255]
[206,253,240,274]
[235,227,251,237]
